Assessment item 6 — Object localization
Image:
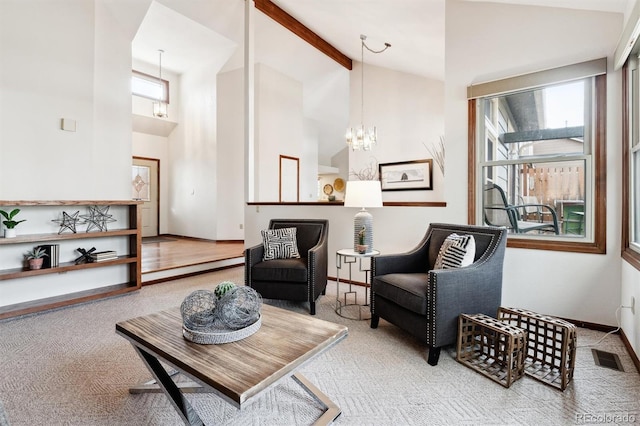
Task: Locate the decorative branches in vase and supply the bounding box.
[424,136,445,176]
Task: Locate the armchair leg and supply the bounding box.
[427,347,441,366]
[310,301,316,315]
[321,288,326,296]
[370,314,379,328]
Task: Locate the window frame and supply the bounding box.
[132,70,170,104]
[468,67,606,254]
[622,60,640,270]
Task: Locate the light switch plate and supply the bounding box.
[61,118,76,132]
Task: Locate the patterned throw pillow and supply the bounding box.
[433,233,476,270]
[261,227,301,261]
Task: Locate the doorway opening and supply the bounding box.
[132,156,160,238]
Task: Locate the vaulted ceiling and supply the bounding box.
[132,0,631,81]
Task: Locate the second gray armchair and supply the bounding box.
[370,223,507,366]
[245,219,329,315]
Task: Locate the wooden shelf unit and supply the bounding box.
[0,200,142,319]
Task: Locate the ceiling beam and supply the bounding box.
[254,0,353,70]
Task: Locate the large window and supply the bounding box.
[623,57,640,270]
[468,59,606,253]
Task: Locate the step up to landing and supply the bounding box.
[142,257,244,285]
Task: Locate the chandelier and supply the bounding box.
[346,34,391,151]
[153,49,168,118]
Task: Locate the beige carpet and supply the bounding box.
[1,267,639,425]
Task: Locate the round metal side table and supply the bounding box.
[335,248,380,320]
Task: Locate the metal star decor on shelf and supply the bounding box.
[52,210,84,234]
[80,205,116,232]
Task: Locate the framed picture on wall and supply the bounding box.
[379,159,433,191]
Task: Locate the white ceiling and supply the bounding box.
[463,0,630,14]
[132,0,631,80]
[130,0,631,161]
[132,1,238,75]
[273,0,445,80]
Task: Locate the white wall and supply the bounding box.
[302,118,320,202]
[305,68,350,167]
[217,68,245,240]
[446,0,623,326]
[0,0,142,303]
[622,260,640,355]
[348,62,445,202]
[168,63,220,239]
[254,63,310,201]
[0,0,132,200]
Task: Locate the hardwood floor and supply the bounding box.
[141,236,244,283]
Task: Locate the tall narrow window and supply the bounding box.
[468,59,606,253]
[623,57,640,270]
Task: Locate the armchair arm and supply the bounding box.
[244,243,264,286]
[308,237,328,300]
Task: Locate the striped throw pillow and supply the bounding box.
[433,233,476,270]
[261,227,301,261]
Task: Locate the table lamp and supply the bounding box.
[344,180,383,253]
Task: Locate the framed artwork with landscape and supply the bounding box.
[379,159,433,191]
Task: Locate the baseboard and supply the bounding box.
[620,329,640,374]
[559,316,619,333]
[160,234,243,244]
[560,316,640,373]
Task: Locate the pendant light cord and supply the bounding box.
[359,36,391,127]
[360,38,364,126]
[158,49,164,101]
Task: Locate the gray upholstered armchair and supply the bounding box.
[245,219,329,315]
[371,223,507,366]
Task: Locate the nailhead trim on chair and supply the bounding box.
[246,249,253,287]
[371,259,376,314]
[309,248,315,307]
[428,273,436,345]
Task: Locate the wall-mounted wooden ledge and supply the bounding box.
[0,200,142,206]
[247,201,447,207]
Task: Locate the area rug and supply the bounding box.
[1,267,639,425]
[0,401,8,426]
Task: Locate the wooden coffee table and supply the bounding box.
[116,303,348,426]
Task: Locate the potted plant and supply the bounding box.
[1,208,26,238]
[356,226,368,254]
[25,246,48,270]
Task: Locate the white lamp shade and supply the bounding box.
[344,180,383,208]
